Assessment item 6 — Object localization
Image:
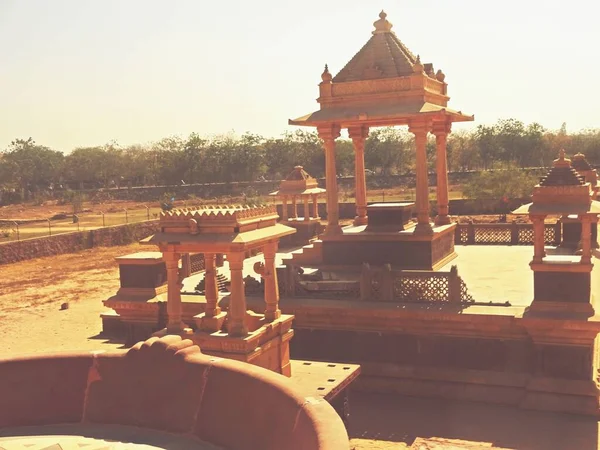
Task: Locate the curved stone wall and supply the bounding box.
[0,335,349,450]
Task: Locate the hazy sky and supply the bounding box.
[1,0,599,152]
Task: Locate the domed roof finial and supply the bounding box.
[321,64,332,82]
[373,10,393,34]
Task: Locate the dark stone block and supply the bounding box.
[119,263,167,289]
[536,344,593,380]
[534,271,591,303]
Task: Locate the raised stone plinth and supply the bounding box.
[365,202,414,232]
[192,314,295,376]
[320,222,457,270]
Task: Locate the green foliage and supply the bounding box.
[462,164,539,200]
[2,119,600,207]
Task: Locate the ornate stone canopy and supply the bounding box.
[513,150,600,215]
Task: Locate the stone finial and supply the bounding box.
[373,10,393,34]
[413,55,424,73]
[436,69,446,82]
[321,64,332,82]
[554,149,571,168]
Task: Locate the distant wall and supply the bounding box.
[0,221,159,265]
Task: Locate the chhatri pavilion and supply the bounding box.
[288,11,473,270]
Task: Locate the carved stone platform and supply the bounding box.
[319,222,457,270]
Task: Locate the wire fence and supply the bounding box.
[0,206,163,243]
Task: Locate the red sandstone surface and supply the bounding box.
[2,244,600,449]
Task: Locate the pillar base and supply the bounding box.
[353,215,368,226]
[414,222,434,235]
[434,214,451,226]
[324,225,344,236]
[194,311,228,333]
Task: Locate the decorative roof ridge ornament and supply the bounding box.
[413,54,424,73]
[373,10,393,34]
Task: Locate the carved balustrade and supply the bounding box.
[454,221,561,246]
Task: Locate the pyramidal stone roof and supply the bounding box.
[285,165,312,181]
[333,11,419,83]
[539,150,585,187]
[571,152,593,172]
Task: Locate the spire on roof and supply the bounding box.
[373,10,393,34]
[572,152,593,172]
[321,64,332,83]
[554,149,571,168]
[538,150,585,187]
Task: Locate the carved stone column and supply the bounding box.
[580,215,592,264]
[318,125,342,236]
[312,194,319,219]
[163,252,185,333]
[531,215,546,263]
[204,253,221,317]
[409,121,433,234]
[349,125,369,226]
[227,251,248,337]
[260,241,281,321]
[281,195,288,221]
[291,196,298,219]
[432,121,452,226]
[303,195,310,222]
[181,253,191,278]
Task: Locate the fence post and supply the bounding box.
[124,209,128,223]
[381,264,394,301]
[510,220,519,245]
[448,265,461,303]
[360,263,371,301]
[467,220,475,245]
[47,219,52,236]
[145,205,150,221]
[12,221,19,241]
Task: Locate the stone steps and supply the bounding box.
[410,437,514,449]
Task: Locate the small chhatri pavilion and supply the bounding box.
[141,204,297,375]
[513,150,600,318]
[269,165,325,244]
[287,10,473,270]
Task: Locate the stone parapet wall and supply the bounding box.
[0,335,348,450]
[0,221,159,265]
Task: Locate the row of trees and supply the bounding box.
[1,119,599,201]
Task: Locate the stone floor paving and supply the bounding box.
[350,391,600,450]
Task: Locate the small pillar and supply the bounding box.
[181,253,191,278]
[303,195,310,222]
[263,241,282,321]
[227,251,248,337]
[163,252,186,333]
[349,125,369,226]
[291,195,298,219]
[580,215,592,264]
[409,121,433,234]
[312,194,319,219]
[531,215,546,263]
[432,121,451,226]
[282,195,288,221]
[318,125,342,236]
